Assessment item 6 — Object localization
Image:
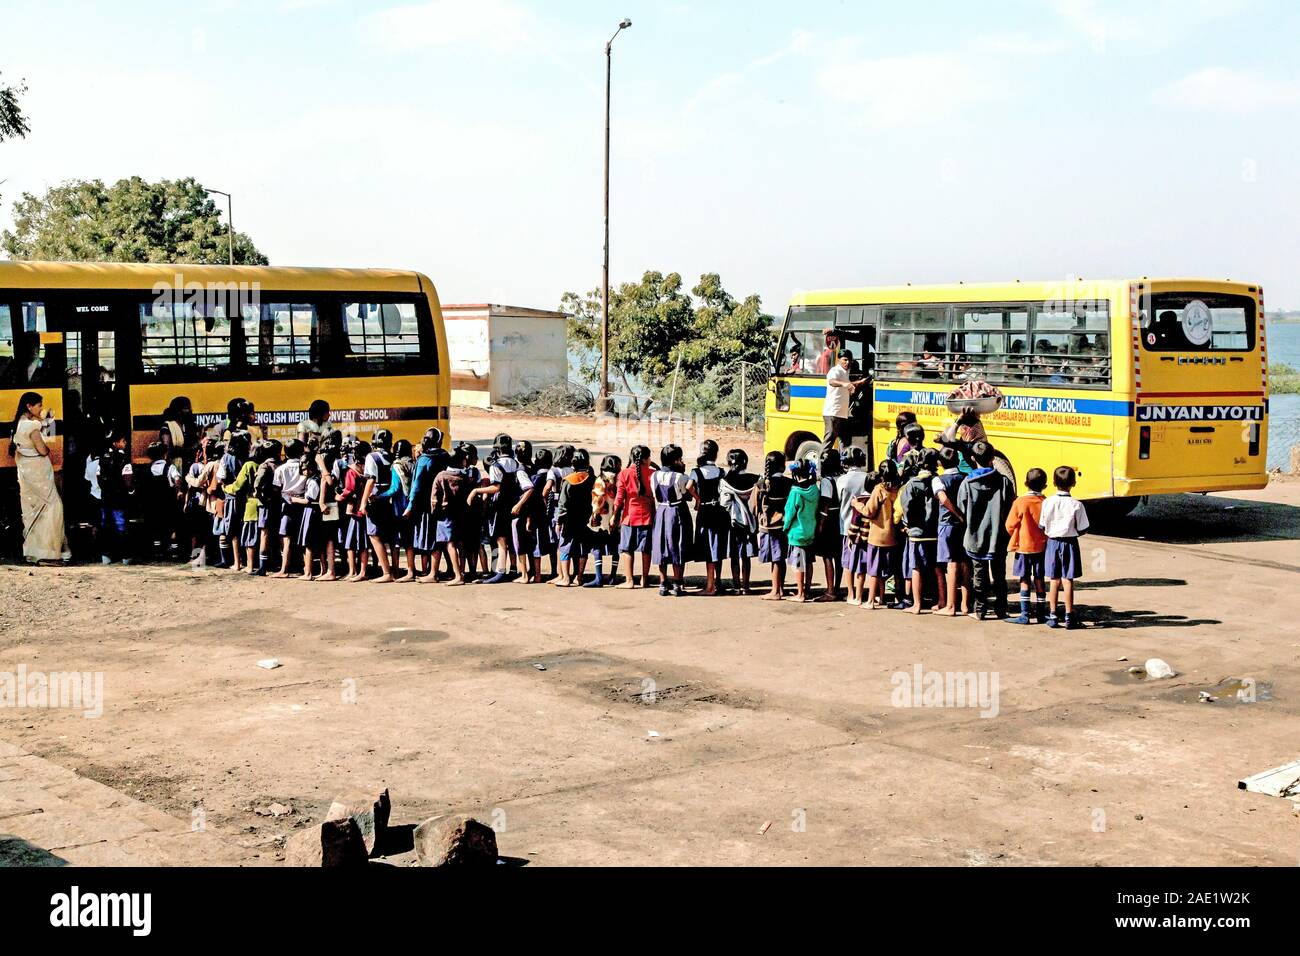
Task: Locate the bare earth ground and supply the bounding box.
[1,407,1298,866]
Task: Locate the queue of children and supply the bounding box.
[79,399,1090,627]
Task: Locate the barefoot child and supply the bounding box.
[842,471,880,605]
[293,454,324,579]
[1005,467,1049,624]
[718,449,759,594]
[688,440,728,596]
[650,444,697,597]
[932,446,970,616]
[898,449,945,614]
[854,459,901,609]
[614,445,655,589]
[813,449,844,602]
[338,441,370,581]
[358,430,399,583]
[1038,466,1089,629]
[555,449,595,587]
[782,459,820,603]
[757,452,792,601]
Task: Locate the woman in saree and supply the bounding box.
[10,391,70,564]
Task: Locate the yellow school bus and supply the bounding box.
[766,278,1268,515]
[0,261,451,475]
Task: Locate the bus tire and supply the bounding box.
[784,432,820,463]
[794,438,822,466]
[1087,496,1142,525]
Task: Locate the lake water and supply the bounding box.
[1268,323,1299,470]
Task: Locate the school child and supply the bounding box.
[842,472,881,605]
[221,441,261,574]
[471,434,530,585]
[852,459,901,609]
[143,440,183,560]
[194,439,225,565]
[358,429,399,583]
[555,449,595,587]
[96,434,132,565]
[813,449,844,602]
[650,444,697,596]
[688,439,728,596]
[390,439,417,581]
[210,432,245,568]
[407,428,447,581]
[585,454,621,589]
[272,439,307,577]
[461,442,490,579]
[897,449,945,615]
[718,449,759,595]
[1005,467,1049,624]
[1038,466,1090,629]
[896,423,930,480]
[426,442,474,585]
[541,445,574,579]
[249,439,281,575]
[316,440,340,581]
[614,445,655,589]
[518,445,552,584]
[932,445,971,616]
[885,412,919,463]
[757,451,792,601]
[782,459,820,603]
[955,441,1017,620]
[293,454,325,580]
[178,438,211,562]
[338,440,370,581]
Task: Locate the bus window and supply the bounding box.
[1141,292,1255,352]
[952,306,1029,384]
[343,301,423,373]
[878,306,947,380]
[256,303,320,373]
[1031,301,1110,388]
[0,304,14,385]
[778,306,835,375]
[1,302,52,388]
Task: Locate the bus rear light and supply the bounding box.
[1248,423,1260,457]
[1139,426,1151,460]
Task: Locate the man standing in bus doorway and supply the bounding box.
[822,349,865,454]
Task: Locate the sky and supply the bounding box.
[2,0,1299,311]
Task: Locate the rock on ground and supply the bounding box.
[284,818,370,868]
[413,814,498,867]
[325,787,391,857]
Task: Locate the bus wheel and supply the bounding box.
[794,438,822,466]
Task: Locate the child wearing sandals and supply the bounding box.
[1038,465,1089,630]
[650,444,698,597]
[585,454,621,589]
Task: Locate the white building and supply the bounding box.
[442,303,569,409]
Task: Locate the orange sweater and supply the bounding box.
[1005,493,1047,554]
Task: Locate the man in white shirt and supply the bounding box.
[822,349,864,454]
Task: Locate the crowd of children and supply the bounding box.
[81,402,1090,627]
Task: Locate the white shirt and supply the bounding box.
[274,459,305,503]
[489,457,533,491]
[823,364,850,418]
[85,457,102,499]
[150,460,181,486]
[1038,492,1090,539]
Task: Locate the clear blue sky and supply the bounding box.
[3,0,1298,310]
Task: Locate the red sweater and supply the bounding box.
[614,464,655,527]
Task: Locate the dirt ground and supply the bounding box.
[1,407,1298,866]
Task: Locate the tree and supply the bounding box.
[1,176,268,264]
[0,73,30,142]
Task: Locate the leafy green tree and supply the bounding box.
[0,73,30,142]
[2,176,267,264]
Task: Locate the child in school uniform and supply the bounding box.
[842,472,880,606]
[358,430,399,583]
[813,449,844,602]
[613,445,655,589]
[555,449,595,587]
[782,459,820,603]
[650,444,697,597]
[540,445,572,580]
[390,439,416,581]
[897,449,945,615]
[688,439,728,597]
[316,439,341,581]
[338,440,370,581]
[216,432,251,571]
[425,441,472,586]
[249,439,281,575]
[294,454,325,580]
[471,434,530,584]
[143,440,183,560]
[718,449,759,595]
[406,428,447,582]
[96,434,133,565]
[955,441,1018,620]
[758,451,792,601]
[932,445,971,616]
[584,454,620,589]
[461,443,490,580]
[1005,467,1049,624]
[221,441,262,575]
[1038,466,1090,630]
[517,444,552,584]
[853,459,901,610]
[271,439,306,577]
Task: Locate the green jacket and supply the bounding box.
[782,482,820,547]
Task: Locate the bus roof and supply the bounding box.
[0,260,429,294]
[788,278,1259,307]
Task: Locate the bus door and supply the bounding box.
[49,298,134,449]
[835,305,879,466]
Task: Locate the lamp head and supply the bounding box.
[619,18,632,29]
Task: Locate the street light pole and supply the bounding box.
[599,18,631,416]
[206,188,234,265]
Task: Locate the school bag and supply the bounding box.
[903,477,939,538]
[253,460,278,506]
[720,477,758,536]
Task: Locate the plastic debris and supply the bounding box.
[257,658,281,670]
[1144,658,1176,679]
